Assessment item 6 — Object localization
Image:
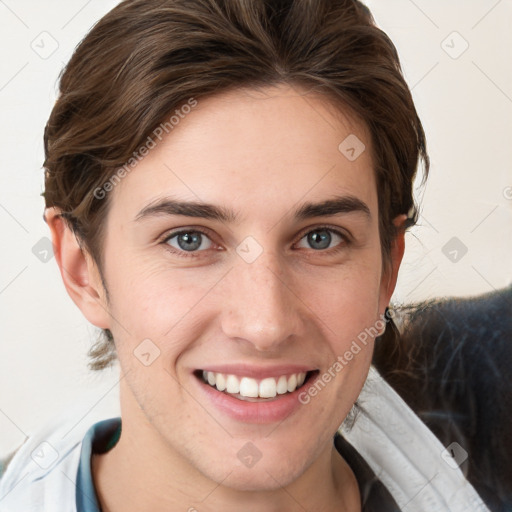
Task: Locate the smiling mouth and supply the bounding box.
[194,369,319,402]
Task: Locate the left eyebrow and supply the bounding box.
[134,194,371,223]
[294,195,371,221]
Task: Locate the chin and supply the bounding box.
[198,456,304,492]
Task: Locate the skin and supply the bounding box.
[47,84,405,512]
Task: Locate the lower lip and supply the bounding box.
[194,372,317,424]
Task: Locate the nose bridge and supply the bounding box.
[220,251,303,350]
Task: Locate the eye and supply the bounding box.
[296,227,347,251]
[164,229,213,253]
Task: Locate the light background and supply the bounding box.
[0,0,511,457]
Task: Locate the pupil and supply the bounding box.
[308,230,331,250]
[178,232,201,251]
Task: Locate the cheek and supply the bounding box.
[301,260,383,339]
[129,279,192,331]
[103,257,223,355]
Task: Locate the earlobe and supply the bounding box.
[45,207,111,330]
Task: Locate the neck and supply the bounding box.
[92,422,360,512]
[92,382,360,512]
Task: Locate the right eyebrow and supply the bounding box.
[134,197,238,224]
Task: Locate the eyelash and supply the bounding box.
[161,225,351,259]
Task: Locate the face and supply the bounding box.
[84,84,400,490]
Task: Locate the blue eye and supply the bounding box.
[165,230,213,253]
[296,228,346,251]
[162,226,348,259]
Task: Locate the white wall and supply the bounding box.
[0,0,511,457]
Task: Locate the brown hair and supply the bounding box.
[43,0,429,370]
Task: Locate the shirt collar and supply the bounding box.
[76,417,122,512]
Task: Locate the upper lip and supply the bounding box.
[196,364,317,379]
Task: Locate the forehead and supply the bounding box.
[109,84,377,224]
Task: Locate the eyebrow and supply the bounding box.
[134,195,371,223]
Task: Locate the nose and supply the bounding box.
[219,250,305,352]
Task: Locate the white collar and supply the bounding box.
[339,366,490,511]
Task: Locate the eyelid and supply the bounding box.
[161,226,213,244]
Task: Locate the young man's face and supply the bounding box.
[59,84,403,491]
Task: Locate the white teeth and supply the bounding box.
[287,374,297,393]
[226,374,240,394]
[276,375,288,394]
[201,371,308,398]
[216,373,226,391]
[259,378,277,398]
[239,377,259,397]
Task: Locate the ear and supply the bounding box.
[378,214,407,311]
[45,207,111,330]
